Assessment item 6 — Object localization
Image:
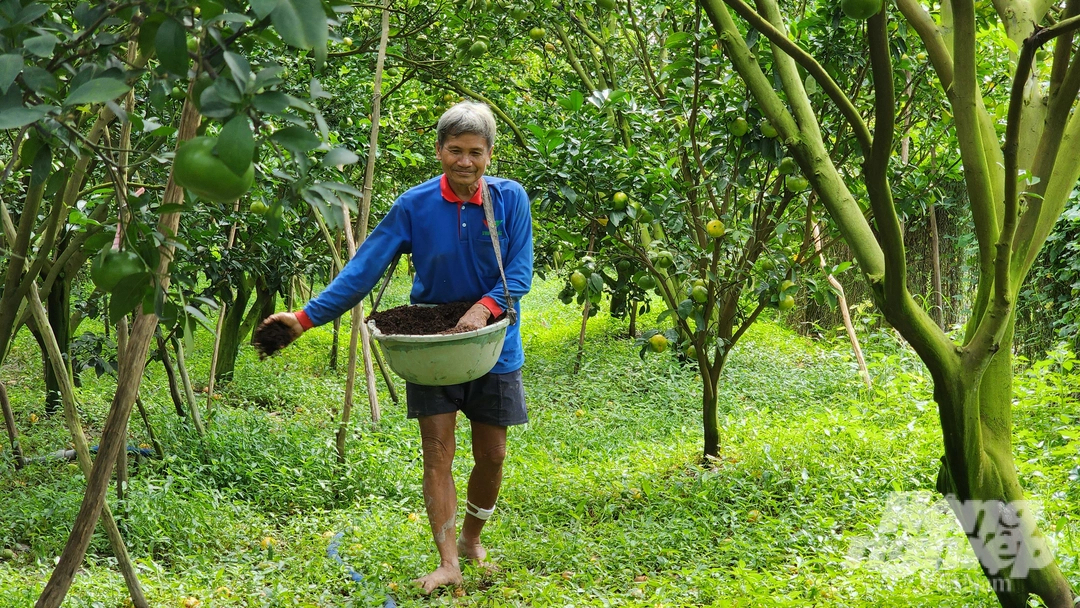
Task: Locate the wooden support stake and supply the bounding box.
[0,381,23,468]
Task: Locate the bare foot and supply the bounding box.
[457,536,499,571]
[413,563,462,594]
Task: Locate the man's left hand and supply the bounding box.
[455,301,492,331]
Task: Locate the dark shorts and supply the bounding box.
[405,369,528,427]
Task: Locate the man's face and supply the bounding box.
[436,133,492,191]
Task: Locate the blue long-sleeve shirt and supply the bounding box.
[298,174,533,374]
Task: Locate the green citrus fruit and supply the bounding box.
[616,259,632,275]
[685,345,697,359]
[636,274,656,289]
[785,175,809,191]
[781,279,796,292]
[90,246,146,293]
[510,6,528,19]
[778,157,796,175]
[637,207,654,223]
[250,201,270,215]
[468,41,488,57]
[570,271,587,292]
[612,191,628,210]
[0,548,13,560]
[456,37,473,50]
[760,120,778,138]
[656,251,674,268]
[529,27,546,40]
[691,285,708,303]
[841,0,883,20]
[597,0,616,9]
[648,333,668,353]
[706,219,725,238]
[173,137,255,202]
[728,117,749,136]
[778,294,796,311]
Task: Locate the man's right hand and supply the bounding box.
[254,312,305,358]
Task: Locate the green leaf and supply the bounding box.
[109,273,151,324]
[223,51,251,93]
[271,0,328,53]
[0,54,23,95]
[252,90,289,114]
[252,0,282,19]
[270,125,320,154]
[677,299,693,319]
[64,78,130,106]
[0,105,52,129]
[155,18,190,76]
[23,34,59,58]
[323,146,358,168]
[557,91,583,112]
[217,115,255,177]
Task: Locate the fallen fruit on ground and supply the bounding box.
[173,136,255,202]
[648,333,668,353]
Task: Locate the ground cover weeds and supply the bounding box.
[0,278,1076,606]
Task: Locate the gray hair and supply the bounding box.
[436,101,496,150]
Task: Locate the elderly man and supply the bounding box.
[260,101,533,593]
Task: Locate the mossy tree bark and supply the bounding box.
[702,0,1079,602]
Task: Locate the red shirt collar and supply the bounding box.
[440,174,484,205]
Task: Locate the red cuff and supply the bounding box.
[294,310,314,331]
[478,297,503,319]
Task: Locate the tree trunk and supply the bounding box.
[701,368,720,459]
[929,203,945,329]
[43,273,71,416]
[574,299,590,374]
[928,321,1075,607]
[212,275,253,385]
[241,276,276,346]
[156,332,186,418]
[628,299,638,338]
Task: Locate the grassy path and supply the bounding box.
[0,278,1076,606]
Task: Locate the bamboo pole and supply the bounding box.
[0,381,23,468]
[171,335,205,436]
[813,224,870,388]
[35,90,202,608]
[205,197,244,416]
[337,0,392,462]
[8,245,150,608]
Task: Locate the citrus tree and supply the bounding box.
[702,0,1079,601]
[0,0,366,604]
[521,0,869,458]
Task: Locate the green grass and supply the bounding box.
[0,277,1077,606]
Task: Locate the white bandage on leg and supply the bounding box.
[465,500,496,521]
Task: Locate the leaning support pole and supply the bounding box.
[24,280,149,608]
[205,197,244,416]
[0,381,24,468]
[35,89,201,608]
[338,0,391,461]
[171,335,205,436]
[813,223,870,387]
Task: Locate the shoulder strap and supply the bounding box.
[480,180,517,325]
